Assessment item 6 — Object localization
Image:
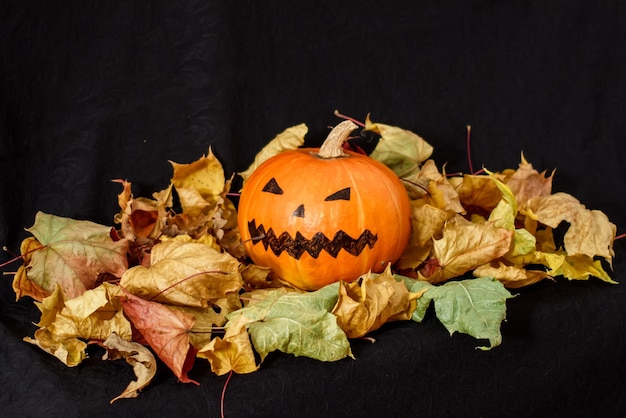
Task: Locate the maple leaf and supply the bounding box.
[227,283,352,363]
[170,147,226,210]
[22,212,129,299]
[102,332,157,403]
[403,276,513,349]
[474,261,552,288]
[12,237,48,301]
[525,192,616,262]
[449,174,504,215]
[112,179,173,242]
[331,266,423,339]
[366,115,433,177]
[24,283,132,366]
[238,123,308,184]
[423,219,513,283]
[120,236,242,307]
[503,153,554,210]
[198,312,259,376]
[120,289,199,385]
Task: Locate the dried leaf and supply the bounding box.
[120,236,242,307]
[102,332,157,403]
[525,193,616,262]
[424,220,513,283]
[24,212,129,298]
[198,312,259,376]
[331,266,422,338]
[504,153,554,210]
[366,115,433,177]
[474,261,552,288]
[120,290,199,385]
[170,147,225,210]
[238,123,308,184]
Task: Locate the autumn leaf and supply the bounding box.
[24,283,131,366]
[525,192,616,262]
[366,115,433,178]
[12,237,48,301]
[238,123,308,184]
[423,219,513,283]
[170,147,226,210]
[120,289,199,385]
[503,153,554,210]
[449,173,505,215]
[102,332,157,403]
[120,236,242,307]
[474,261,552,288]
[113,179,173,242]
[331,266,423,339]
[23,212,129,299]
[403,276,514,349]
[198,312,259,376]
[227,283,352,362]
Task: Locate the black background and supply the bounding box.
[1,1,625,417]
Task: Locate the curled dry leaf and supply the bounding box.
[102,332,157,403]
[331,266,423,339]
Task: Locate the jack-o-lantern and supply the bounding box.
[237,120,411,290]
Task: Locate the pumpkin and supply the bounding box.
[237,120,412,290]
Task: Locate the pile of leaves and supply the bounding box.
[5,115,618,403]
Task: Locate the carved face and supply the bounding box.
[237,148,411,291]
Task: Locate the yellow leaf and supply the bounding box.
[238,123,308,184]
[198,312,259,375]
[331,266,422,339]
[170,147,226,210]
[474,261,552,288]
[24,328,87,367]
[102,333,157,403]
[120,238,242,307]
[549,254,616,284]
[504,153,554,210]
[426,220,513,283]
[525,192,616,262]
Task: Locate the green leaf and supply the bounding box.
[365,117,433,178]
[402,276,513,350]
[226,283,352,362]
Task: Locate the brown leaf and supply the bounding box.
[332,266,422,339]
[102,332,157,403]
[504,154,554,210]
[120,289,199,385]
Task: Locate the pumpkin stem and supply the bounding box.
[317,120,358,159]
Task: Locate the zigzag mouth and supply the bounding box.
[247,219,378,260]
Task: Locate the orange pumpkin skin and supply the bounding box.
[237,145,411,291]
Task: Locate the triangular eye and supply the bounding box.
[262,177,283,194]
[325,187,350,201]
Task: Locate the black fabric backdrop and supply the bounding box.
[1,1,625,417]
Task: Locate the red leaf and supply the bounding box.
[120,289,199,385]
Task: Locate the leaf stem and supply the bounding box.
[334,109,366,127]
[221,370,234,418]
